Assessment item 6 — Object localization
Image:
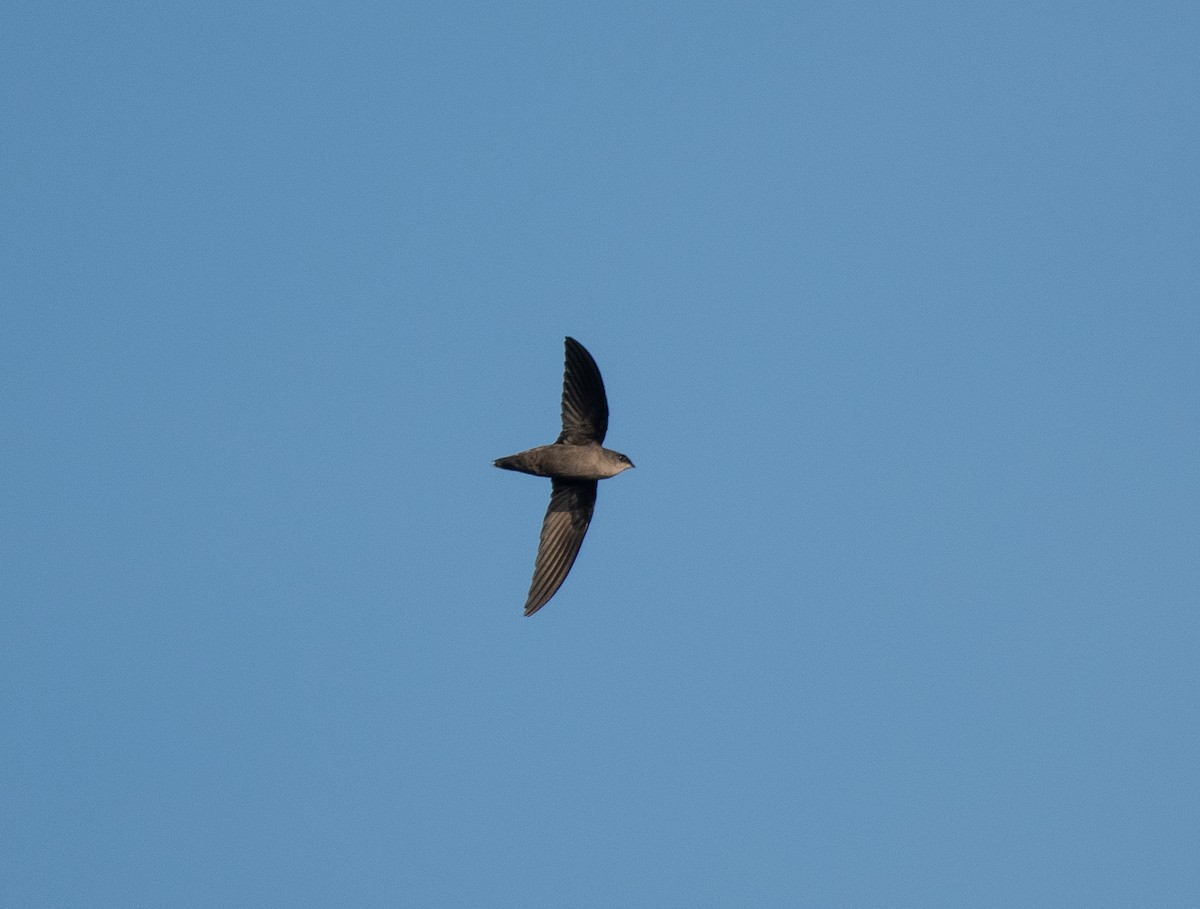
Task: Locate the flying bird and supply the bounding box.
[495,337,635,616]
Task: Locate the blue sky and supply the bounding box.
[3,2,1198,905]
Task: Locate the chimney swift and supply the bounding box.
[494,337,635,616]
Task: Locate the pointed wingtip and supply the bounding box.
[524,595,549,617]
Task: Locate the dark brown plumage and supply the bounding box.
[495,337,634,615]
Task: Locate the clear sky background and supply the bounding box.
[3,2,1198,906]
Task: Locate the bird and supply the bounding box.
[494,337,635,616]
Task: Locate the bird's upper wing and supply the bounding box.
[557,337,609,445]
[524,479,598,616]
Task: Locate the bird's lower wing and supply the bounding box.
[524,480,598,616]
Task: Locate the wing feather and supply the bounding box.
[523,480,598,615]
[557,337,609,445]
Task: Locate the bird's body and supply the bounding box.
[495,337,634,616]
[494,443,632,482]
